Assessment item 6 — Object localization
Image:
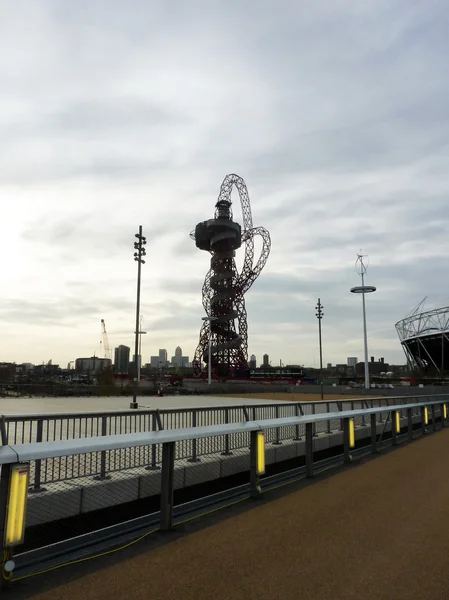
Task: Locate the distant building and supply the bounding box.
[171,346,184,367]
[347,357,358,368]
[175,346,182,366]
[150,351,169,369]
[263,354,269,367]
[114,345,130,375]
[249,354,257,369]
[327,363,332,369]
[75,357,112,373]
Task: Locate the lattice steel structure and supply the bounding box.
[190,174,271,379]
[395,298,449,375]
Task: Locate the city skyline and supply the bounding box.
[1,2,449,368]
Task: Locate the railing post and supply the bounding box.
[29,419,46,493]
[407,408,413,441]
[325,402,331,434]
[312,404,318,437]
[337,401,343,431]
[391,410,398,446]
[146,413,161,471]
[305,422,314,477]
[0,416,8,446]
[221,408,233,456]
[94,416,111,480]
[160,442,175,531]
[432,404,437,432]
[188,410,200,463]
[273,406,282,445]
[370,413,377,453]
[250,430,261,498]
[294,404,302,440]
[343,418,351,464]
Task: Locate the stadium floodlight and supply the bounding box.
[350,253,376,390]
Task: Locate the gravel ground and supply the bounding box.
[17,429,449,600]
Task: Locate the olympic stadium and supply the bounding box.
[395,299,449,375]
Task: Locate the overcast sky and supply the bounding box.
[1,0,448,368]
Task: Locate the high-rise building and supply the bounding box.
[263,354,269,367]
[171,346,183,367]
[249,354,257,369]
[159,349,167,365]
[347,357,358,368]
[114,345,130,375]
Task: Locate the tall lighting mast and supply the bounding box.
[130,226,146,409]
[350,253,376,390]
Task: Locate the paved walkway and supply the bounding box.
[22,430,449,599]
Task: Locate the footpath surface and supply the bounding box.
[20,429,449,600]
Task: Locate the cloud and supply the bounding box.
[1,0,449,367]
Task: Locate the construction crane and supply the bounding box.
[100,319,112,360]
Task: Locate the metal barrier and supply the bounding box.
[2,395,440,446]
[0,396,447,584]
[2,394,448,488]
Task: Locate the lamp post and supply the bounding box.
[131,226,146,409]
[202,316,218,385]
[315,298,324,400]
[350,253,376,390]
[134,315,147,384]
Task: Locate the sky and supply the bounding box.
[1,0,449,368]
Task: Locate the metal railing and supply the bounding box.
[1,394,447,489]
[0,396,447,584]
[1,394,440,445]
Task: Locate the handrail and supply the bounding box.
[0,398,443,464]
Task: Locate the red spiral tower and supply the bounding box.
[190,174,271,379]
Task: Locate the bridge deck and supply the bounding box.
[18,428,449,600]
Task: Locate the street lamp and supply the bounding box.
[202,316,218,385]
[315,298,324,400]
[350,253,376,390]
[131,226,146,409]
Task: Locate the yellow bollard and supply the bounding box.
[349,419,355,448]
[5,464,30,548]
[444,404,447,420]
[256,432,265,475]
[395,411,401,433]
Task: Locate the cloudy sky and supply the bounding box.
[1,0,448,368]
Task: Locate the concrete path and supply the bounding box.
[19,429,449,600]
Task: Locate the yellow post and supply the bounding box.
[256,432,265,475]
[349,419,355,449]
[5,464,30,548]
[395,411,401,433]
[424,407,429,426]
[444,404,447,420]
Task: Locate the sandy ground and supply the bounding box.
[0,394,286,415]
[220,392,374,402]
[16,428,449,600]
